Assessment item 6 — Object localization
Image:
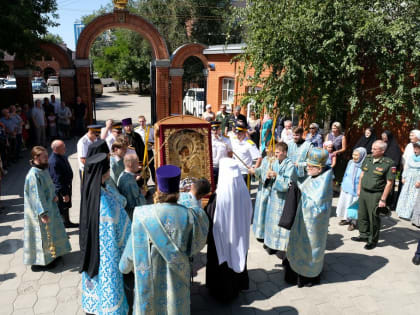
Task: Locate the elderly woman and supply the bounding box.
[285,147,333,287]
[354,127,376,154]
[336,147,367,230]
[396,141,420,220]
[305,123,323,148]
[402,129,420,170]
[202,104,215,121]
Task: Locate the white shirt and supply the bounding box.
[281,128,293,143]
[212,134,232,168]
[231,136,261,174]
[105,133,116,150]
[134,125,154,150]
[51,100,60,114]
[77,134,96,171]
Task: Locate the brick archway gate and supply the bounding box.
[75,9,170,123]
[170,44,208,115]
[13,41,74,107]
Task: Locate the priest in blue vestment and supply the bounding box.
[248,151,274,242]
[119,165,209,315]
[285,147,333,287]
[80,153,132,314]
[24,146,71,271]
[287,126,313,182]
[263,142,296,253]
[117,154,146,220]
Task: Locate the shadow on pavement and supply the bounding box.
[0,272,16,283]
[236,306,298,314]
[95,101,134,110]
[0,238,23,254]
[326,233,344,251]
[0,225,23,237]
[377,226,420,250]
[48,250,81,274]
[323,252,388,282]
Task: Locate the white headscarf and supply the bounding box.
[213,158,253,273]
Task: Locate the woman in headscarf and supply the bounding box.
[354,127,376,154]
[381,130,402,209]
[80,153,131,314]
[205,158,253,302]
[336,147,367,231]
[402,129,420,170]
[285,147,333,288]
[396,141,420,220]
[260,114,273,155]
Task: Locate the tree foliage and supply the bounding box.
[81,0,237,86]
[235,0,420,127]
[42,33,64,45]
[0,0,58,62]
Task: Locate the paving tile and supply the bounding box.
[34,297,57,314]
[37,283,59,298]
[13,293,37,309]
[38,272,61,285]
[54,302,79,315]
[58,275,79,289]
[12,308,35,315]
[56,287,79,304]
[0,304,13,315]
[18,280,40,295]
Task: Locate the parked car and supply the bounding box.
[101,78,116,87]
[94,78,103,96]
[3,79,16,89]
[32,80,49,93]
[183,88,205,116]
[47,76,59,86]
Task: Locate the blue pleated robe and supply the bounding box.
[82,187,132,315]
[264,158,296,251]
[396,155,420,219]
[23,167,71,265]
[287,141,313,182]
[119,202,209,315]
[287,169,333,277]
[117,171,146,220]
[251,156,274,239]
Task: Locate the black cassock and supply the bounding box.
[204,193,249,303]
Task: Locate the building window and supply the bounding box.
[221,78,234,106]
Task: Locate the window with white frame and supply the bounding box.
[221,78,235,106]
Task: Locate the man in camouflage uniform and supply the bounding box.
[352,140,395,250]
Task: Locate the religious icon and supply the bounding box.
[154,115,215,191]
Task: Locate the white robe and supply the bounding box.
[213,158,253,273]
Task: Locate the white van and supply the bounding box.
[183,88,205,117]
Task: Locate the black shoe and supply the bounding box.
[412,256,420,265]
[339,220,350,226]
[351,236,368,242]
[64,222,79,228]
[256,238,264,243]
[364,242,377,250]
[263,245,277,255]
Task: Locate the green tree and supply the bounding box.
[0,0,58,62]
[42,33,64,45]
[235,1,420,126]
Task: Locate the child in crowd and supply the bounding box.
[336,147,367,231]
[323,141,337,169]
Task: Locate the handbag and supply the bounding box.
[347,199,359,220]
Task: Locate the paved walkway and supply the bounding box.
[1,91,420,314]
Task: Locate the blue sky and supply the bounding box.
[47,0,111,51]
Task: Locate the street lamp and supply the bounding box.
[289,104,295,126]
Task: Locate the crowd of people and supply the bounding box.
[20,103,420,314]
